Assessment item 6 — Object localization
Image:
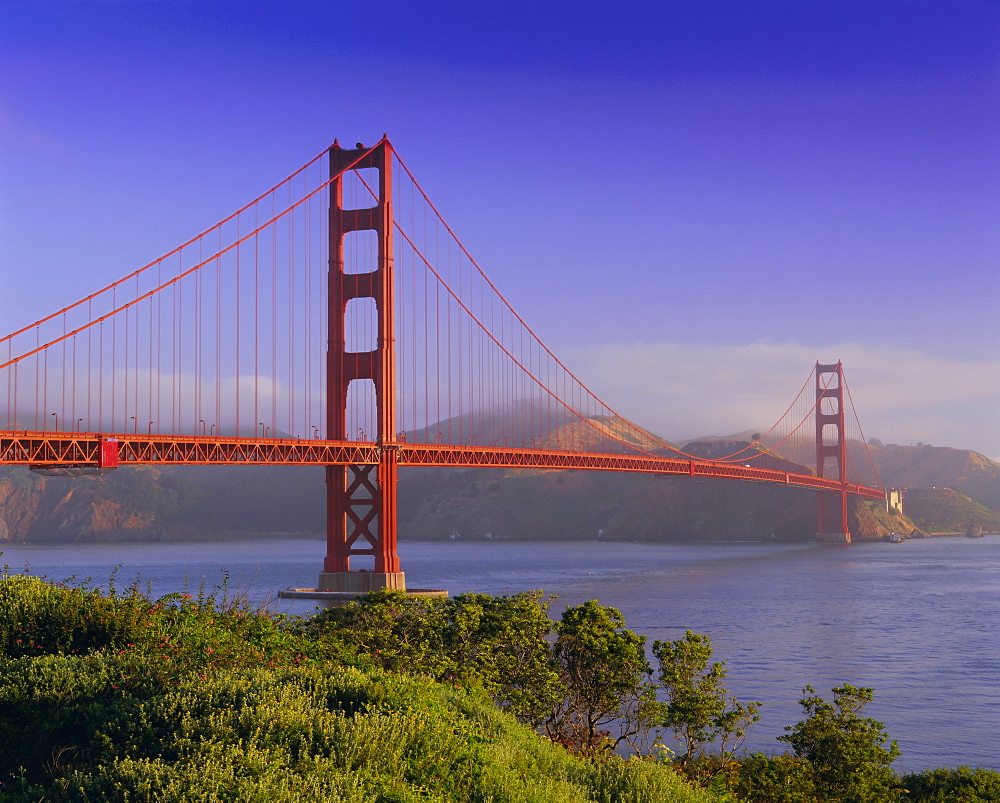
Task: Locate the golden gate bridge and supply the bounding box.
[0,137,887,594]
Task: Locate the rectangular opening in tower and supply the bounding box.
[821,423,841,447]
[819,396,840,416]
[340,169,380,212]
[344,297,377,354]
[343,230,378,275]
[346,378,376,442]
[819,371,840,389]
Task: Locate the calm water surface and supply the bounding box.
[2,536,997,773]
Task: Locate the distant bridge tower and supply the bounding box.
[320,138,404,592]
[815,361,850,543]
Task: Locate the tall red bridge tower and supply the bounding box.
[815,361,851,543]
[321,138,404,592]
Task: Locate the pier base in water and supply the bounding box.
[317,571,407,593]
[277,584,449,608]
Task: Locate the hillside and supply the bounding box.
[0,576,715,802]
[0,465,324,543]
[870,445,1000,511]
[0,465,204,543]
[899,487,1000,534]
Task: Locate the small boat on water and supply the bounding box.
[888,532,903,543]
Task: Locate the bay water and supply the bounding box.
[2,535,997,773]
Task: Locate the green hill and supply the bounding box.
[899,487,1000,534]
[871,445,1000,511]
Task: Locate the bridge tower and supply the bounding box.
[815,361,850,543]
[319,138,404,593]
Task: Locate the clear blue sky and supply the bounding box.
[1,1,998,456]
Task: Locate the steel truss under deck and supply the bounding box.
[1,431,885,501]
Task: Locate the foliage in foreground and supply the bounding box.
[3,571,998,802]
[899,766,1000,802]
[309,591,760,762]
[0,572,713,802]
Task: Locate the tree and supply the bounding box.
[310,590,562,723]
[438,591,563,723]
[779,683,901,802]
[545,600,658,754]
[652,630,760,775]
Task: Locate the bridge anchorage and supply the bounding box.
[0,136,889,601]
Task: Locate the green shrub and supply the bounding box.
[900,766,1000,801]
[731,752,817,802]
[575,756,717,803]
[652,630,760,776]
[6,665,697,802]
[0,573,148,658]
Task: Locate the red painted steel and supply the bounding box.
[325,139,400,578]
[98,438,119,469]
[815,362,851,538]
[0,432,885,501]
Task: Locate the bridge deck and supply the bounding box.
[1,431,885,500]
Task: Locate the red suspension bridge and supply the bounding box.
[1,137,888,593]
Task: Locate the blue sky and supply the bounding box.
[1,1,998,456]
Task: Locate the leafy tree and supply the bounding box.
[438,591,563,722]
[310,590,563,722]
[779,683,901,802]
[545,600,658,754]
[652,630,760,775]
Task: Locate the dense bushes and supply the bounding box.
[0,573,712,802]
[900,766,1000,802]
[2,571,998,801]
[309,592,759,761]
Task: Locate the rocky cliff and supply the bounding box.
[0,466,193,543]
